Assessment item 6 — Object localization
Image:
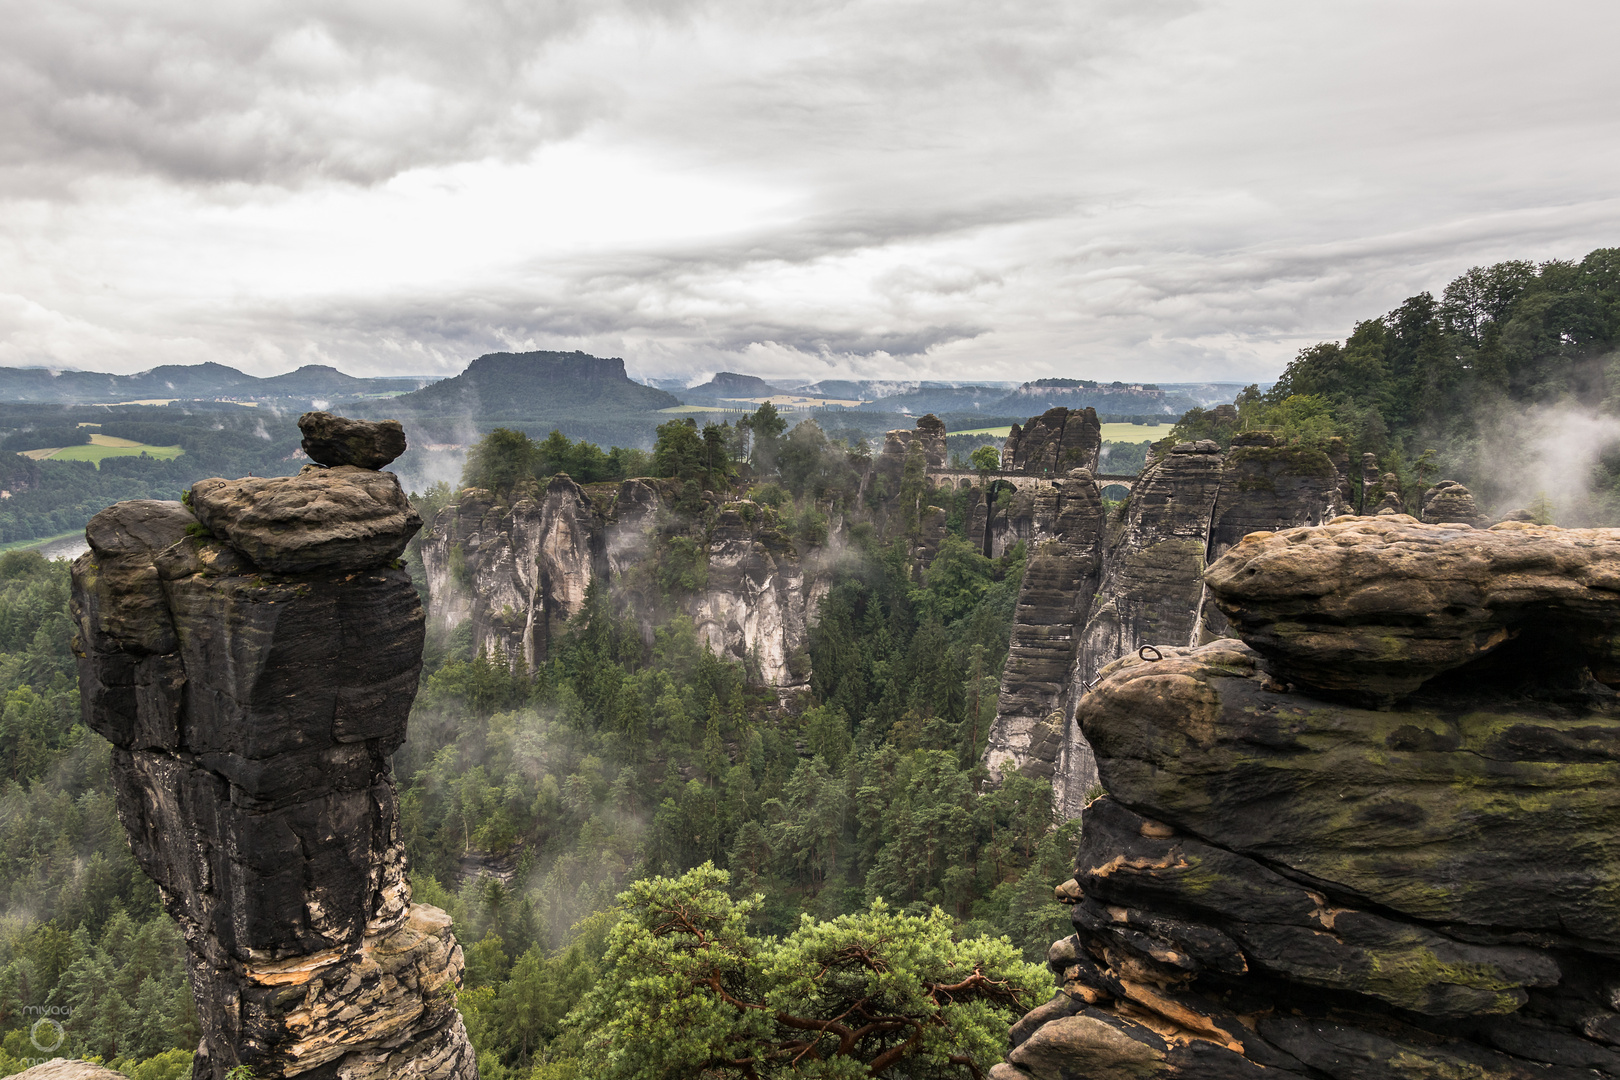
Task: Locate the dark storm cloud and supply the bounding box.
[0,0,643,188]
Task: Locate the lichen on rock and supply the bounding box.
[1204,513,1620,703]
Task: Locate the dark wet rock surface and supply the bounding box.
[71,469,472,1080]
[996,518,1620,1080]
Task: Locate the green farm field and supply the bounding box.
[1100,423,1173,441]
[28,432,185,466]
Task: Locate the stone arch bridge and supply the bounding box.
[924,468,1138,493]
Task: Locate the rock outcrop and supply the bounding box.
[876,413,948,482]
[1196,433,1350,639]
[420,474,815,686]
[984,433,1350,815]
[190,466,421,574]
[298,412,407,470]
[982,470,1106,816]
[1206,515,1620,703]
[996,521,1620,1080]
[693,503,810,685]
[71,468,473,1079]
[1001,407,1101,475]
[12,1062,126,1080]
[1073,440,1226,687]
[1420,478,1482,524]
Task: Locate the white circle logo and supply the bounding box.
[30,1018,66,1053]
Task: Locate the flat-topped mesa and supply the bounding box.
[70,451,474,1079]
[1204,514,1620,704]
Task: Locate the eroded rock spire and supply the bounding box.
[71,415,475,1080]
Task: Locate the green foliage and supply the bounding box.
[0,427,91,453]
[1207,248,1620,519]
[397,504,1055,1071]
[463,427,542,500]
[1097,440,1150,475]
[738,403,788,473]
[123,1047,195,1080]
[568,865,1049,1079]
[0,403,343,544]
[462,428,655,503]
[653,419,736,497]
[970,444,1000,473]
[774,421,862,504]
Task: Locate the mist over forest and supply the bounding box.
[0,246,1617,1078]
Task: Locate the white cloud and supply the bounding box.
[0,0,1616,382]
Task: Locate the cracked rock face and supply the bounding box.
[1205,514,1620,703]
[420,474,815,687]
[72,474,472,1080]
[982,473,1106,818]
[996,533,1620,1079]
[190,466,421,574]
[1001,407,1101,476]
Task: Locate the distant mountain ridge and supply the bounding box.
[998,380,1198,416]
[0,361,434,404]
[678,372,783,404]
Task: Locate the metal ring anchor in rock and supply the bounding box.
[1138,645,1163,662]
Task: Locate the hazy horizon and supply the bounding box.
[1,0,1615,385]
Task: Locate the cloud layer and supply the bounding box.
[0,0,1616,382]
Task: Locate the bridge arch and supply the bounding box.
[923,468,1136,493]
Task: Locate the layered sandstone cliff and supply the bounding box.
[1001,407,1102,475]
[420,474,814,687]
[996,517,1620,1080]
[980,471,1105,818]
[71,419,474,1080]
[984,432,1348,815]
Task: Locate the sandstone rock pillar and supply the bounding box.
[996,517,1620,1079]
[71,438,475,1080]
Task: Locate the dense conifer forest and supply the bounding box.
[0,248,1616,1076]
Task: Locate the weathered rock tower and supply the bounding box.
[71,413,475,1080]
[996,515,1620,1079]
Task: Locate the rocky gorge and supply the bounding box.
[414,407,1119,690]
[982,429,1353,818]
[69,414,474,1080]
[994,515,1620,1079]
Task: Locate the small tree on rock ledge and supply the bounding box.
[567,864,1049,1079]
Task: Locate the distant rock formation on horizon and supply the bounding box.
[382,349,679,419]
[677,371,784,403]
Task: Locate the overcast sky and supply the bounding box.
[0,0,1615,385]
